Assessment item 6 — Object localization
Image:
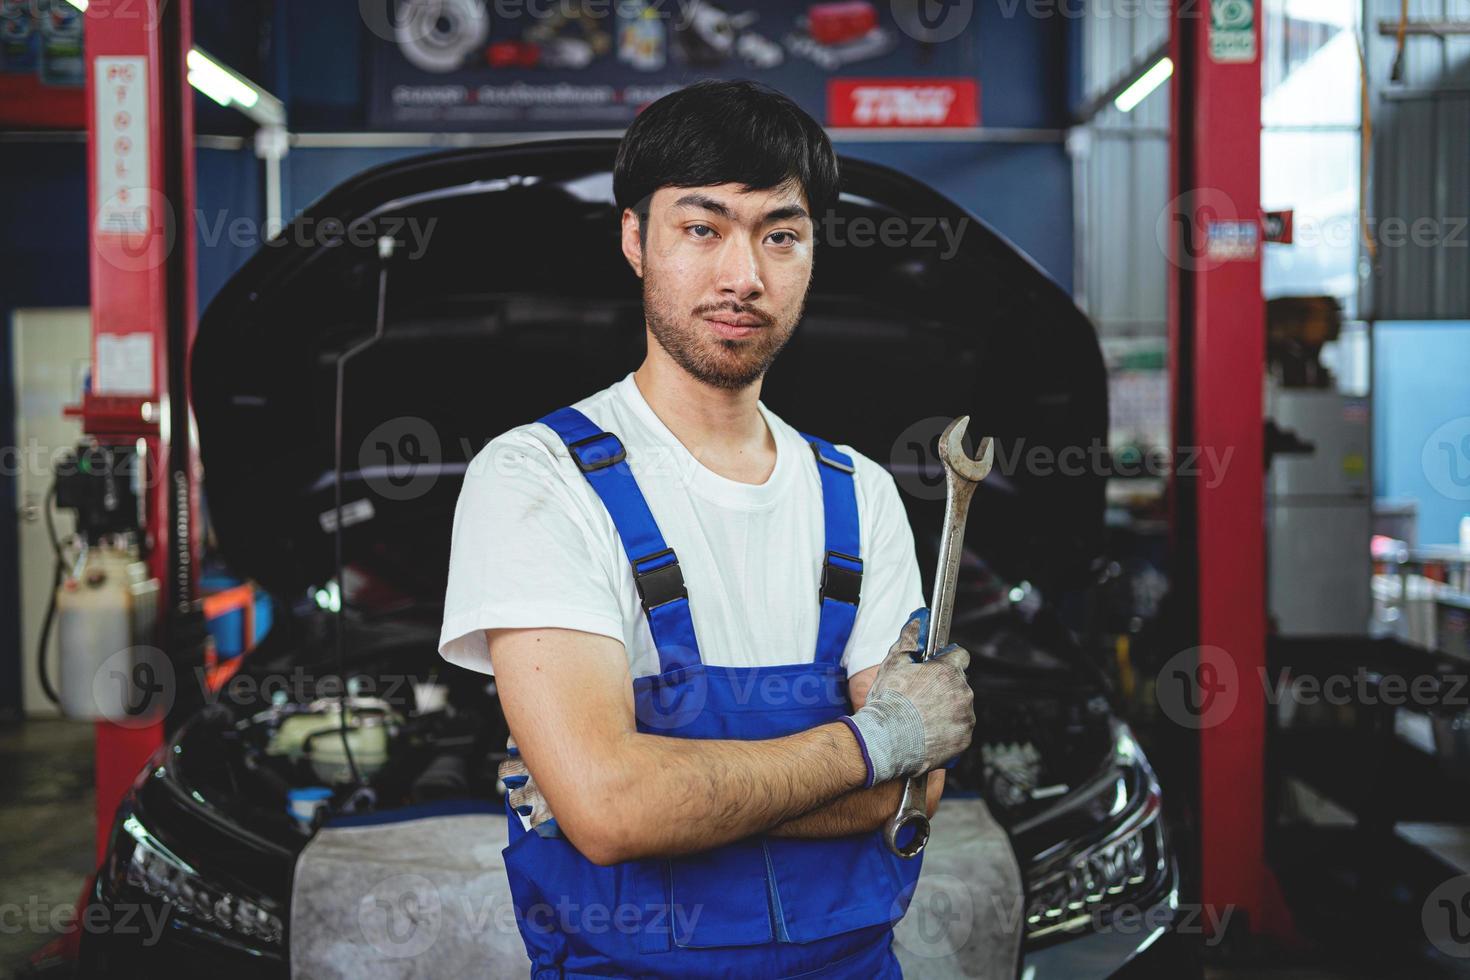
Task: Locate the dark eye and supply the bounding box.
[768,231,798,246]
[689,224,717,239]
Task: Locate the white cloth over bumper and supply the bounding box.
[289,800,525,980]
[892,797,1025,979]
[288,797,1023,979]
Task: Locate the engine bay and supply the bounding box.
[165,612,511,847]
[165,603,1117,852]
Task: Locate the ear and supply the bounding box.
[619,207,644,279]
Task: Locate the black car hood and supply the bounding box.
[192,139,1107,603]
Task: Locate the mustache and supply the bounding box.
[691,302,776,327]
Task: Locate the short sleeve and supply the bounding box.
[437,430,627,675]
[841,455,925,678]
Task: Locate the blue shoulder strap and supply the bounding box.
[539,408,863,673]
[538,407,699,673]
[802,434,863,668]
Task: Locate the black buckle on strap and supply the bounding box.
[820,550,863,606]
[567,431,626,473]
[633,548,688,611]
[808,441,855,474]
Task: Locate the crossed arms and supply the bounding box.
[488,626,944,865]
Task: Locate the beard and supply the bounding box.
[642,268,804,391]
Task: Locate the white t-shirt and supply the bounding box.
[438,374,924,681]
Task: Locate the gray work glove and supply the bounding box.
[498,736,560,837]
[843,609,975,787]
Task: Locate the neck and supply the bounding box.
[632,343,775,477]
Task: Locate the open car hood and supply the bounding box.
[192,139,1107,603]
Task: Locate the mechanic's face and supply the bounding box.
[621,181,813,391]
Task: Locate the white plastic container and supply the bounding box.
[267,699,396,783]
[56,546,161,721]
[307,725,390,784]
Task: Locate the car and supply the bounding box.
[54,139,1178,978]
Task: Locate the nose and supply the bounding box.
[713,235,763,302]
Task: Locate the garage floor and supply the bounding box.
[0,720,94,978]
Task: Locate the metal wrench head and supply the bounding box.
[937,416,994,484]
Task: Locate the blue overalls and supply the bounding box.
[500,406,923,979]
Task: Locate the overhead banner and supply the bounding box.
[367,0,980,130]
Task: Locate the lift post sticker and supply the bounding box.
[1205,219,1259,262]
[96,333,153,396]
[94,56,151,235]
[1209,0,1256,63]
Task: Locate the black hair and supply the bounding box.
[613,79,839,227]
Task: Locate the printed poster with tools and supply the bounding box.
[0,0,84,128]
[367,0,980,130]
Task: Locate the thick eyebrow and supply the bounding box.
[669,193,811,226]
[762,204,810,225]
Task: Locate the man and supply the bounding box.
[439,79,976,978]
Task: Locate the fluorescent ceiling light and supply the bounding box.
[187,48,260,110]
[187,68,234,107]
[1114,57,1173,113]
[185,47,286,127]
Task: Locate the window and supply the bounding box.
[1261,0,1363,316]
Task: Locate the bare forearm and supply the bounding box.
[568,721,868,863]
[487,626,971,865]
[770,770,946,839]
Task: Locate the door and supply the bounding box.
[13,309,90,717]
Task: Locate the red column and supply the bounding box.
[84,0,196,862]
[1169,0,1271,933]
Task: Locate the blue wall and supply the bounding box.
[1374,322,1470,546]
[196,147,266,310]
[841,141,1073,293]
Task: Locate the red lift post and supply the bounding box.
[1168,0,1293,940]
[81,0,198,861]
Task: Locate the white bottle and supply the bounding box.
[57,545,161,721]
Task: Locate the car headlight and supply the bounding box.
[1023,723,1171,941]
[109,811,284,947]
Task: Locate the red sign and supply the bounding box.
[827,78,979,128]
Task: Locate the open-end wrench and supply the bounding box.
[884,416,994,858]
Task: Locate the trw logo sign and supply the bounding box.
[828,79,980,128]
